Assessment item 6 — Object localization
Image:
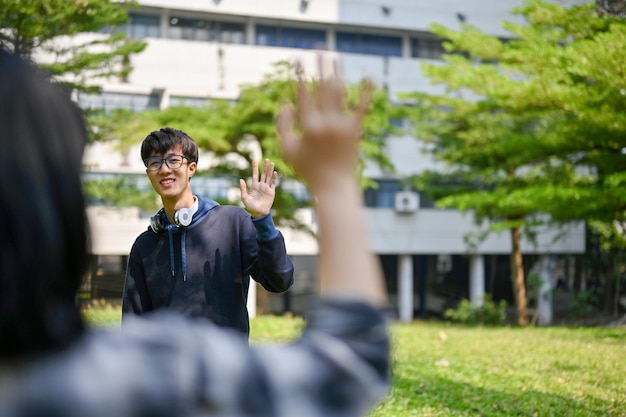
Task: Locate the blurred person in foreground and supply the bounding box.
[0,48,390,417]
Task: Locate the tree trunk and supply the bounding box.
[511,226,529,325]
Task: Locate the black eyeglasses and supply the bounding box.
[144,154,191,171]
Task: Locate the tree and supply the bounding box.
[0,0,146,93]
[96,61,397,233]
[404,0,626,324]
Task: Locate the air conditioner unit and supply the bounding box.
[394,191,419,214]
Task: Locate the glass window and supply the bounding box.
[336,32,402,57]
[77,91,161,113]
[255,25,277,46]
[280,179,311,202]
[101,13,160,38]
[169,18,245,43]
[191,177,230,201]
[410,37,445,60]
[217,22,246,44]
[129,14,161,38]
[169,17,209,41]
[255,25,325,49]
[170,96,210,108]
[363,179,401,208]
[363,180,431,209]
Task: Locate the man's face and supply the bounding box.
[145,145,196,201]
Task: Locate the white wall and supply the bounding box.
[365,208,586,254]
[138,0,588,34]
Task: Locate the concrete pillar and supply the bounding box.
[537,255,554,325]
[398,254,414,322]
[469,254,485,307]
[245,18,255,45]
[326,27,336,51]
[247,277,257,318]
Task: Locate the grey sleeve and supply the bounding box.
[2,300,390,417]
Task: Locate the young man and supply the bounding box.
[122,129,295,336]
[0,49,390,417]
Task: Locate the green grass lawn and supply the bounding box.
[83,308,626,416]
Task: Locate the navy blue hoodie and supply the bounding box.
[122,196,295,336]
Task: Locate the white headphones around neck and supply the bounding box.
[150,197,199,233]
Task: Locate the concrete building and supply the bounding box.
[80,0,588,321]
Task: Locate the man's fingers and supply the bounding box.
[260,159,267,183]
[261,159,275,184]
[239,178,247,195]
[251,159,259,183]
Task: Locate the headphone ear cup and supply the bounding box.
[174,198,199,227]
[174,208,193,227]
[150,210,165,233]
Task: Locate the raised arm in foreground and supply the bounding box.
[277,59,387,308]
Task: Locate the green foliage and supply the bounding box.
[567,289,599,315]
[444,295,507,326]
[98,61,397,234]
[0,0,146,92]
[82,177,158,212]
[81,306,121,328]
[406,0,626,229]
[84,309,626,416]
[403,0,626,323]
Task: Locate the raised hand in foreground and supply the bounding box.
[277,58,387,307]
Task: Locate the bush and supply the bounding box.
[444,295,507,326]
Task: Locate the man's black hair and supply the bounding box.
[140,127,199,163]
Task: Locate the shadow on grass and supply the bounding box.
[376,373,622,417]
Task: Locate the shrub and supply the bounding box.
[444,295,507,326]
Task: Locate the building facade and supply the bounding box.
[80,0,588,321]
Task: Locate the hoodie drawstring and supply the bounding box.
[165,224,188,282]
[181,227,188,281]
[167,225,176,278]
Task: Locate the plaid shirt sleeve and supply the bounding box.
[2,298,390,417]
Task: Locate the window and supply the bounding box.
[190,177,230,201]
[82,172,152,193]
[169,17,210,41]
[217,22,245,44]
[77,91,161,113]
[255,25,326,49]
[169,17,245,43]
[170,96,210,108]
[363,180,432,208]
[410,37,445,60]
[101,13,160,38]
[363,179,402,208]
[280,179,311,202]
[336,32,402,57]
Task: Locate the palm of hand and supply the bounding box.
[241,181,274,216]
[278,68,371,190]
[239,159,277,218]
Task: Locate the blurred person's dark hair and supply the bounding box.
[0,48,89,359]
